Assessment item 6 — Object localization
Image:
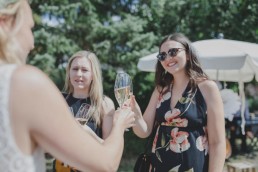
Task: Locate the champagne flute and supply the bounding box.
[114,72,132,131]
[74,103,90,125]
[114,72,131,108]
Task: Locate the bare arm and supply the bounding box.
[198,80,226,172]
[132,88,159,138]
[81,125,104,143]
[101,96,115,139]
[10,65,134,172]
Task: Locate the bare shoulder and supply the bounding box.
[156,85,170,94]
[197,79,219,92]
[154,86,163,96]
[10,64,66,131]
[11,65,62,111]
[101,95,115,116]
[12,65,56,90]
[197,79,220,103]
[102,96,115,106]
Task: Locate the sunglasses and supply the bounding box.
[157,48,185,61]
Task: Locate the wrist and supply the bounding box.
[112,122,125,135]
[135,112,143,120]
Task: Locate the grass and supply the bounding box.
[118,156,136,172]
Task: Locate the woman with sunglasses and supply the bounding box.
[131,33,226,171]
[0,0,135,171]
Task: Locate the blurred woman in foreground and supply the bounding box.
[0,0,135,171]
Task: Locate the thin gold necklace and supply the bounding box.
[170,84,197,116]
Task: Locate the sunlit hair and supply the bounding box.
[0,0,25,64]
[63,50,103,126]
[155,33,208,93]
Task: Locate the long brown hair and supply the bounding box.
[155,33,208,92]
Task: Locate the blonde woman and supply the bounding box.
[63,51,114,139]
[0,0,135,171]
[54,51,115,171]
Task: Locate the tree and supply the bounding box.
[30,0,258,166]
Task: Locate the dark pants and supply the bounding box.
[226,118,252,153]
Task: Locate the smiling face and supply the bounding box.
[69,56,93,97]
[159,40,188,75]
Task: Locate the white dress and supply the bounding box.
[0,64,46,172]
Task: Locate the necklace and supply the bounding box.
[170,83,197,116]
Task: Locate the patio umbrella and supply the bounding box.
[137,39,258,134]
[138,39,258,81]
[192,39,258,82]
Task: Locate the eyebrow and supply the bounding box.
[71,66,88,69]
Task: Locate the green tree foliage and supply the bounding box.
[29,0,258,164]
[30,0,258,104]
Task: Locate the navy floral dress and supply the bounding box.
[150,84,209,172]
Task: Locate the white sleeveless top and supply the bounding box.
[0,64,46,172]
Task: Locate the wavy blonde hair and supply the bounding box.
[63,50,103,126]
[0,0,25,64]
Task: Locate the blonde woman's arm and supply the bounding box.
[10,65,135,172]
[81,125,104,143]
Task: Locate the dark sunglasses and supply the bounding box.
[157,48,185,61]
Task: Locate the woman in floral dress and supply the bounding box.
[131,33,226,172]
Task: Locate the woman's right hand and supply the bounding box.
[113,108,135,130]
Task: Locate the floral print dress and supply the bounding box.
[150,84,209,172]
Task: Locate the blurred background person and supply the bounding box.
[226,101,254,154]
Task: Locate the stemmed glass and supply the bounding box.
[114,72,132,108]
[114,72,132,131]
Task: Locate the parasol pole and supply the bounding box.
[238,71,246,135]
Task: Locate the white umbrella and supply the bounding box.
[192,39,258,82]
[137,39,258,81]
[137,52,158,72]
[137,39,258,134]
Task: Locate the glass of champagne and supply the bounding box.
[114,72,132,131]
[114,72,131,107]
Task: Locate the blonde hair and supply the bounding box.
[63,50,103,126]
[0,0,25,64]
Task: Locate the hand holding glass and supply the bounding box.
[114,72,132,131]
